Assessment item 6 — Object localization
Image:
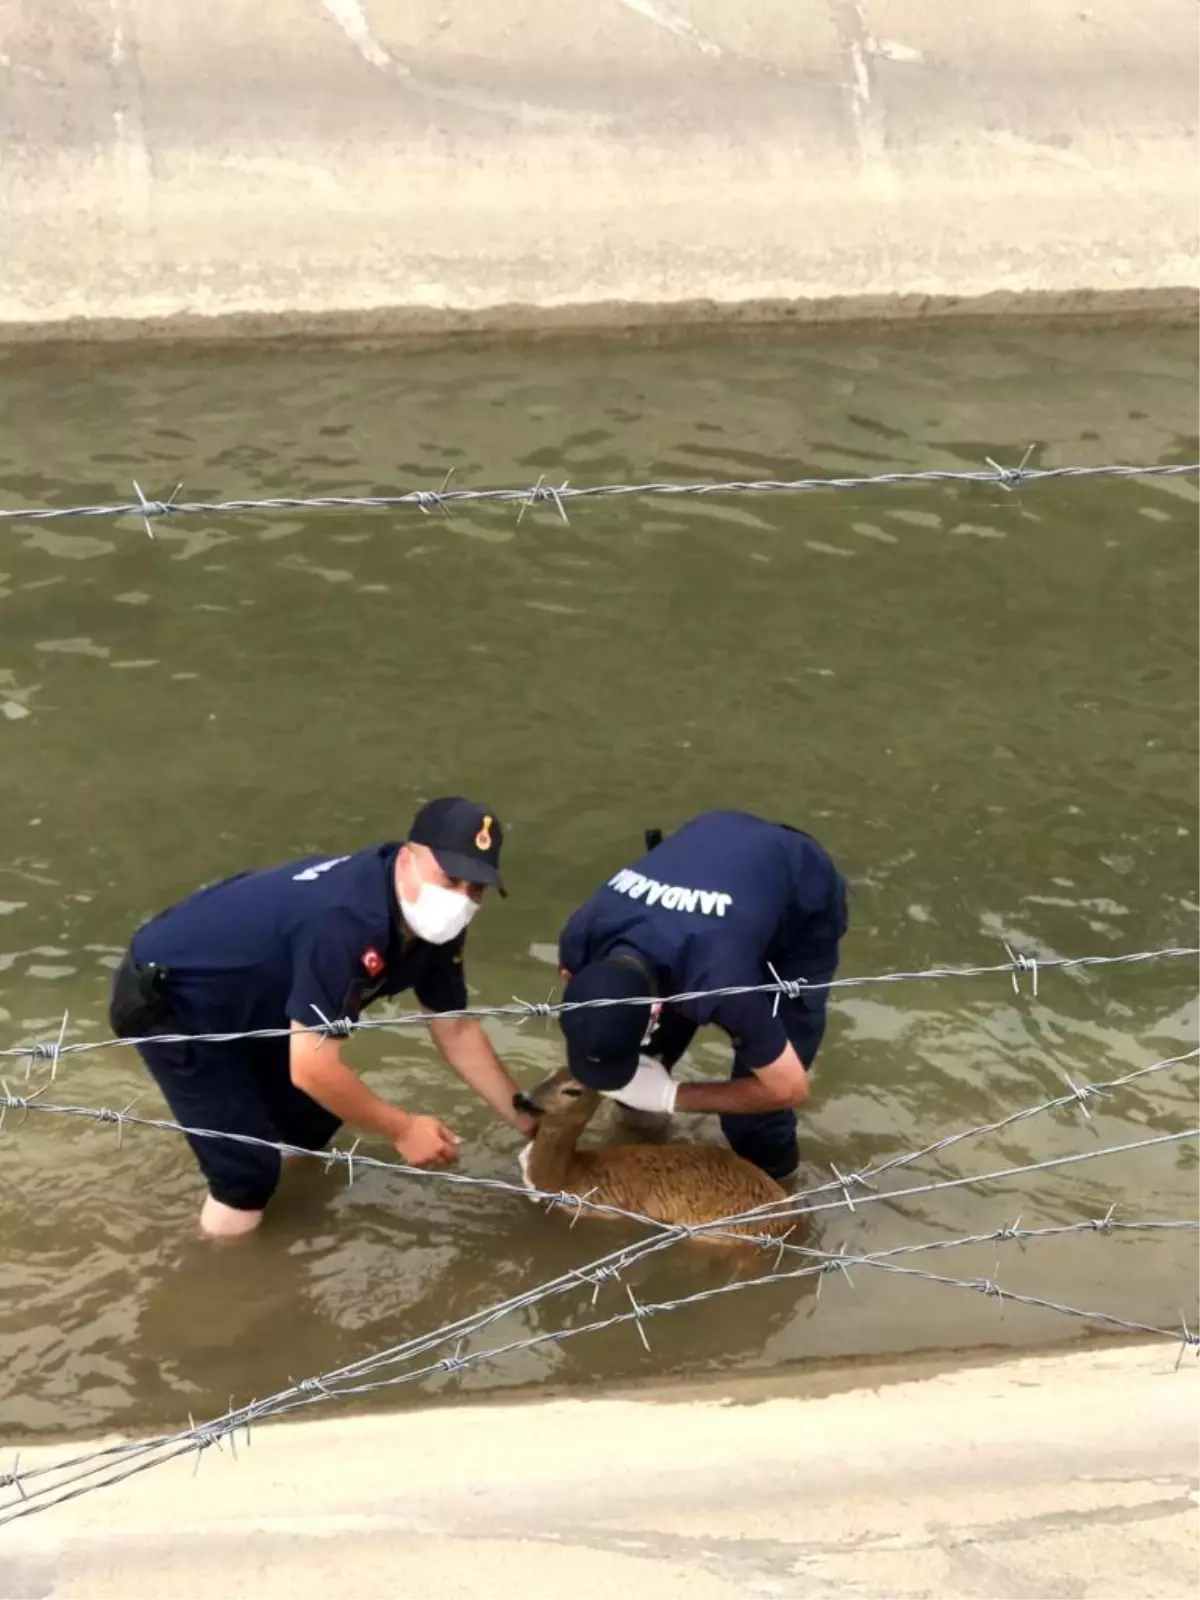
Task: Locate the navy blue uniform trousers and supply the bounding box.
[137,1032,341,1210]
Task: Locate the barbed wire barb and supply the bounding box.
[567,1187,601,1229]
[414,467,457,520]
[94,1098,138,1148]
[1091,1204,1118,1234]
[512,993,556,1024]
[517,474,571,526]
[131,479,182,539]
[583,1263,623,1305]
[0,1081,47,1132]
[814,1242,856,1304]
[23,1009,69,1082]
[625,1285,653,1351]
[828,1162,870,1212]
[114,1095,140,1148]
[186,1413,224,1477]
[997,1213,1028,1253]
[291,1375,333,1400]
[770,1224,798,1269]
[342,1137,362,1188]
[988,1247,1008,1309]
[1062,1070,1103,1136]
[1004,943,1039,997]
[766,960,805,1017]
[1174,1315,1200,1371]
[986,443,1037,492]
[48,1004,69,1081]
[223,1398,240,1463]
[310,1004,353,1043]
[437,1340,469,1380]
[1,1454,27,1503]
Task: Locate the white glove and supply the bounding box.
[600,1055,678,1115]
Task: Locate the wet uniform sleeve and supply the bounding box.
[685,942,792,1071]
[709,990,791,1072]
[557,907,589,975]
[286,917,367,1027]
[414,932,469,1014]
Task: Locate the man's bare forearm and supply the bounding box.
[428,1015,531,1130]
[289,1024,408,1139]
[675,1075,793,1115]
[673,1041,812,1116]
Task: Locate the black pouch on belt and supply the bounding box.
[109,952,173,1037]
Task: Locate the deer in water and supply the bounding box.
[514,1067,791,1246]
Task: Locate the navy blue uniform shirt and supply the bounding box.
[130,843,468,1034]
[558,811,848,1071]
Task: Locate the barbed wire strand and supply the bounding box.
[2,1030,1200,1241]
[5,943,1196,1069]
[2,972,1194,1523]
[0,1090,775,1245]
[3,1215,1197,1527]
[3,1048,1194,1494]
[0,459,1196,530]
[0,1224,680,1501]
[726,1128,1199,1232]
[738,1045,1200,1224]
[0,1207,765,1516]
[3,1096,1196,1469]
[2,1061,1196,1238]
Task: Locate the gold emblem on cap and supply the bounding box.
[475,814,493,850]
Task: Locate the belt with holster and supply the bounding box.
[109,950,174,1038]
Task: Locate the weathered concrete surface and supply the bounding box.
[2,1343,1197,1598]
[1,0,1197,339]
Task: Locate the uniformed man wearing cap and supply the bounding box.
[109,797,534,1237]
[554,811,849,1185]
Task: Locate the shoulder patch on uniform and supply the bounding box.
[361,947,385,977]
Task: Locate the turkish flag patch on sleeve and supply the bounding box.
[361,948,385,978]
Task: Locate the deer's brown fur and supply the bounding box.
[519,1067,789,1245]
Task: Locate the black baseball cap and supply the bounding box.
[559,959,653,1091]
[408,796,507,897]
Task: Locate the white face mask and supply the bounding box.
[400,879,479,945]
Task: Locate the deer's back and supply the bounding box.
[569,1142,788,1241]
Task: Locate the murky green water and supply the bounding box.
[0,319,1196,1443]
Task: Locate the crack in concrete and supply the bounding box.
[615,0,723,59]
[828,0,891,172]
[317,0,615,131]
[106,0,154,242]
[0,1558,54,1600]
[458,1482,1200,1590]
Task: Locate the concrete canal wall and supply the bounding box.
[1,1,1196,340]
